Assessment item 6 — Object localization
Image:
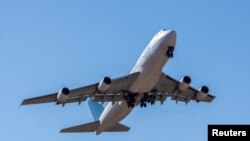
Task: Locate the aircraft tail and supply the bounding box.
[60,99,130,134]
[60,120,130,133]
[60,121,100,133]
[87,98,104,120]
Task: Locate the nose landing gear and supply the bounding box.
[166,46,174,58]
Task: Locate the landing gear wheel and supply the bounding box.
[127,101,130,108]
[124,94,137,108]
[140,102,147,108]
[140,102,144,108]
[130,103,135,108]
[166,46,174,58]
[170,53,173,58]
[166,52,173,58]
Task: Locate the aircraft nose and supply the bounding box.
[165,30,176,46]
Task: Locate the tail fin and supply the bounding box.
[87,98,104,120]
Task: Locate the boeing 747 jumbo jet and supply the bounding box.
[21,29,215,135]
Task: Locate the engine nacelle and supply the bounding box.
[57,87,70,103]
[196,86,209,101]
[178,76,191,91]
[98,77,111,92]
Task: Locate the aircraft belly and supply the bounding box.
[130,41,169,92]
[129,71,160,92]
[97,72,160,133]
[129,54,167,92]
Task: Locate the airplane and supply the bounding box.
[21,29,215,135]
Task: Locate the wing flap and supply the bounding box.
[93,94,123,102]
[64,96,88,104]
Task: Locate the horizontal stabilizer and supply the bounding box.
[107,123,130,132]
[60,121,130,133]
[60,121,100,133]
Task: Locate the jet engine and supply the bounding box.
[57,87,70,103]
[98,77,111,92]
[178,76,191,91]
[196,86,209,101]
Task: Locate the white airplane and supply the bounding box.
[21,29,215,135]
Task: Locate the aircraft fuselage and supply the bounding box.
[96,29,177,134]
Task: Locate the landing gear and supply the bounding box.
[147,94,156,105]
[123,93,137,108]
[123,92,157,108]
[140,93,148,108]
[139,93,156,108]
[140,102,147,108]
[166,46,174,58]
[128,103,135,108]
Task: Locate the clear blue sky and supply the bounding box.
[1,0,250,141]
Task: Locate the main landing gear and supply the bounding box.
[140,93,156,108]
[123,92,157,108]
[123,93,137,108]
[166,46,174,58]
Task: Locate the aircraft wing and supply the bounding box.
[21,72,140,105]
[152,72,215,104]
[21,71,215,106]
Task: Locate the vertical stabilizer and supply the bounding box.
[87,98,104,120]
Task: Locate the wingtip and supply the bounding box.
[19,100,28,108]
[207,94,216,103]
[60,128,70,133]
[18,104,22,108]
[208,94,216,98]
[208,94,216,101]
[60,128,69,133]
[20,101,25,106]
[20,100,27,106]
